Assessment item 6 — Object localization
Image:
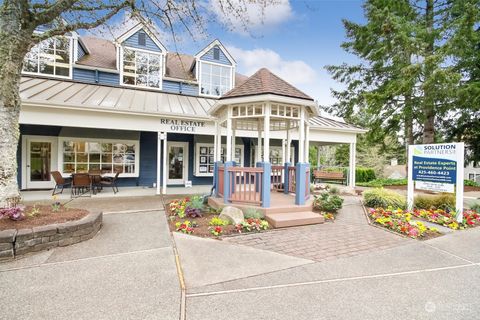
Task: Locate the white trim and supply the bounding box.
[22,135,58,189]
[73,64,119,74]
[162,132,167,194]
[194,39,236,66]
[195,143,244,177]
[115,23,168,53]
[57,137,140,178]
[119,46,164,91]
[167,141,189,184]
[211,94,318,116]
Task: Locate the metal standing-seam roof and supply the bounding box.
[19,77,216,119]
[309,116,365,132]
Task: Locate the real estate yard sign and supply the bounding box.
[408,143,464,222]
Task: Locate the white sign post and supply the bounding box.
[407,142,464,222]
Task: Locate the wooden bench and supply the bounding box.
[313,170,346,185]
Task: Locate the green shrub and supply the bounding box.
[243,208,264,219]
[313,192,344,212]
[363,188,406,209]
[464,179,479,187]
[357,178,407,187]
[326,185,340,195]
[356,167,376,183]
[414,194,456,210]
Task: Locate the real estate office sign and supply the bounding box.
[407,142,464,222]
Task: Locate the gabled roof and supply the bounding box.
[194,39,236,65]
[76,37,117,70]
[115,22,167,53]
[220,68,313,101]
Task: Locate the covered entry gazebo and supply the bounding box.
[209,68,318,209]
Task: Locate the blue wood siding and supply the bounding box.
[77,42,86,60]
[200,45,232,66]
[123,30,162,52]
[163,80,199,96]
[73,68,119,85]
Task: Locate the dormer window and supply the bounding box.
[122,48,162,88]
[200,62,232,97]
[23,37,72,78]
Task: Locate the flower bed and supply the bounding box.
[312,188,344,222]
[367,208,440,239]
[412,208,480,230]
[166,196,270,238]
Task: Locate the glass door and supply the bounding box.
[25,137,58,189]
[167,142,188,184]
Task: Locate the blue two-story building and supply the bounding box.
[18,21,365,193]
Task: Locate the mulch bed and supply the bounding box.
[0,205,89,231]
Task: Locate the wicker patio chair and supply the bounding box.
[51,171,71,196]
[100,171,120,194]
[71,173,92,198]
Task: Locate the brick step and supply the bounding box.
[265,211,325,228]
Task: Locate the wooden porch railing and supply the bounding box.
[228,167,263,205]
[217,166,224,197]
[288,166,296,193]
[271,165,284,192]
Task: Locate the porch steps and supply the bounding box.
[265,211,325,228]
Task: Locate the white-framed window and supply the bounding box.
[199,61,233,97]
[195,143,244,177]
[58,137,140,178]
[23,36,72,78]
[121,47,163,89]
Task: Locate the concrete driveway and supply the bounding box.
[0,210,180,320]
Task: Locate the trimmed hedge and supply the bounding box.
[315,167,376,183]
[363,188,406,209]
[357,178,407,187]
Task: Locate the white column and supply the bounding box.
[304,121,310,164]
[299,108,305,163]
[264,103,270,163]
[156,132,161,195]
[215,121,222,162]
[231,123,236,163]
[348,142,356,188]
[281,138,286,164]
[162,132,168,194]
[286,122,291,163]
[257,121,262,163]
[226,107,233,162]
[213,121,218,162]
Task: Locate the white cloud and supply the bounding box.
[210,0,293,34]
[228,45,316,87]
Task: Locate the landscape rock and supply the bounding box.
[219,206,244,225]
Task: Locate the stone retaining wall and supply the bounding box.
[0,211,102,260]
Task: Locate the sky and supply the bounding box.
[88,0,366,108]
[205,0,366,107]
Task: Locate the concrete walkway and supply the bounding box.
[0,210,180,320]
[2,195,479,319]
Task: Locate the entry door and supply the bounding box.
[167,142,188,184]
[25,136,58,189]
